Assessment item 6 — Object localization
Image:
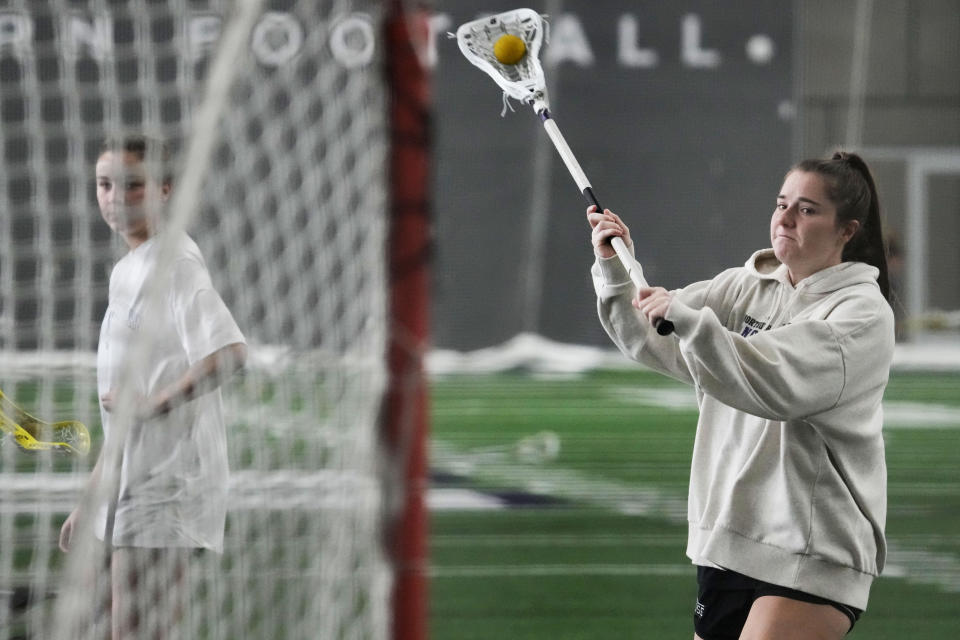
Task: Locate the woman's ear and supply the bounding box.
[160,181,172,202]
[841,219,860,244]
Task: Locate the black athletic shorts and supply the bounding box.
[694,566,862,639]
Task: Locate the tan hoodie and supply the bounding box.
[592,248,895,610]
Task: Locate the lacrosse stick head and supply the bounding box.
[456,8,549,113]
[516,430,560,464]
[50,420,91,455]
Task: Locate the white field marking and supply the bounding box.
[884,543,960,592]
[432,435,960,595]
[6,334,959,378]
[604,386,699,411]
[431,533,684,547]
[888,482,960,497]
[882,402,960,429]
[431,404,651,417]
[429,563,694,579]
[430,440,689,523]
[604,386,960,429]
[428,488,505,511]
[0,470,381,514]
[887,534,960,548]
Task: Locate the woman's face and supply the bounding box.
[95,150,170,246]
[771,170,858,284]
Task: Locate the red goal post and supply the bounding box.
[385,3,431,639]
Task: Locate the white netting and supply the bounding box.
[455,8,547,107]
[0,1,398,638]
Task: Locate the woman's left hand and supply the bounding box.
[100,390,117,412]
[101,388,166,420]
[633,286,674,326]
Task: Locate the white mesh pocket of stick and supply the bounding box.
[456,8,548,110]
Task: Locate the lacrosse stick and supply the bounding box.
[456,8,674,335]
[445,430,562,476]
[0,388,91,455]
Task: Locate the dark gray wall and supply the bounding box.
[432,2,794,348]
[432,0,960,349]
[2,2,956,352]
[795,0,960,322]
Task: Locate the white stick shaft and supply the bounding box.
[611,237,649,289]
[538,109,675,336]
[541,118,590,192]
[541,115,646,288]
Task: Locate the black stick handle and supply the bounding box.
[584,189,675,337]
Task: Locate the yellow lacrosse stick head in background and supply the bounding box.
[0,389,91,456]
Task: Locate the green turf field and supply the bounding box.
[429,369,960,638]
[1,368,958,637]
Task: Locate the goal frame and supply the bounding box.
[384,3,431,639]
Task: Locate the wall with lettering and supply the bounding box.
[431,2,793,348]
[0,2,792,351]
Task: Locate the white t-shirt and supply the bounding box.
[96,232,245,552]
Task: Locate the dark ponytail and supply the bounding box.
[792,151,890,300]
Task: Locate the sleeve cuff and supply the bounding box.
[597,254,632,286]
[664,297,700,336]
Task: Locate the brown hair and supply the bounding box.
[792,151,890,300]
[99,134,173,186]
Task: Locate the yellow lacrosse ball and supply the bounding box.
[493,34,526,65]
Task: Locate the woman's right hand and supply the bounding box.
[59,508,80,552]
[586,206,633,259]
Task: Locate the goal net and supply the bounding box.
[0,1,429,638]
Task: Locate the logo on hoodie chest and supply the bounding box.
[739,313,771,338]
